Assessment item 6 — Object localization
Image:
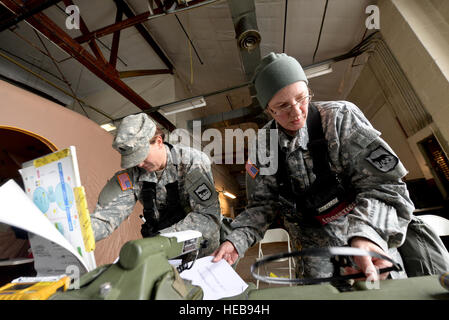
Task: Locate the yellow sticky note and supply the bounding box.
[34,148,71,168]
[73,186,95,252]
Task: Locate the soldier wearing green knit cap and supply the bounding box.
[212,52,449,281]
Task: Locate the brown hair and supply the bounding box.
[149,127,165,144]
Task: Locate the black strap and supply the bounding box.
[141,181,159,237]
[306,102,325,142]
[275,103,335,201]
[274,104,355,224]
[306,103,333,176]
[164,142,179,167]
[156,181,185,230]
[140,143,187,237]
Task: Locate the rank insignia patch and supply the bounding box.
[245,160,259,179]
[366,146,398,173]
[117,172,133,191]
[194,183,212,201]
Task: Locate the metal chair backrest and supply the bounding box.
[417,214,449,237]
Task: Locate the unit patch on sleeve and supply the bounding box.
[186,168,217,206]
[117,172,133,191]
[365,146,398,173]
[245,159,259,179]
[194,183,212,201]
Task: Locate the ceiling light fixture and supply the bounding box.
[223,191,237,199]
[161,96,206,115]
[100,123,117,132]
[304,62,333,79]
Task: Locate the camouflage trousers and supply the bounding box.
[281,216,345,280]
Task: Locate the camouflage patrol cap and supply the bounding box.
[252,52,308,109]
[112,113,156,169]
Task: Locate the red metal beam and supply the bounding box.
[76,0,212,44]
[74,0,212,70]
[1,0,175,131]
[114,0,173,73]
[119,69,171,79]
[74,10,153,44]
[109,5,123,68]
[62,0,111,70]
[0,0,62,32]
[153,0,164,11]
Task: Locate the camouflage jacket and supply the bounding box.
[91,144,222,254]
[226,101,415,264]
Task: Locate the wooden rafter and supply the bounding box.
[76,0,210,45]
[1,0,176,131]
[113,0,173,73]
[73,0,213,72]
[0,0,62,32]
[62,0,110,69]
[119,69,171,79]
[109,5,123,68]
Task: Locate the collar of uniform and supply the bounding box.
[137,145,177,184]
[137,167,157,183]
[163,144,178,183]
[276,120,309,153]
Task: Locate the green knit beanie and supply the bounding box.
[252,52,308,109]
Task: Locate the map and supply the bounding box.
[19,146,96,273]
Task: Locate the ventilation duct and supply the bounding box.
[228,0,261,82]
[235,15,261,51]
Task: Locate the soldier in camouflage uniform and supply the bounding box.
[213,52,417,280]
[91,113,222,256]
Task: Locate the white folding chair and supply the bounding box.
[257,228,295,288]
[417,214,449,236]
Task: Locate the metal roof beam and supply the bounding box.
[1,0,176,131]
[75,0,214,45]
[113,0,173,72]
[62,0,110,69]
[119,69,171,79]
[0,0,62,32]
[109,5,123,68]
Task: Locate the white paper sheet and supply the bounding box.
[161,230,202,242]
[0,180,88,275]
[180,256,248,300]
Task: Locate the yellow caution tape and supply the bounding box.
[34,148,71,168]
[73,186,95,252]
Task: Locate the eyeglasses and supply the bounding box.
[269,92,314,115]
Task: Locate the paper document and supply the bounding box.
[18,146,96,272]
[0,180,88,275]
[180,256,248,300]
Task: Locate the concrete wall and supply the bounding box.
[379,0,449,155]
[0,80,142,266]
[347,58,425,181]
[348,0,449,187]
